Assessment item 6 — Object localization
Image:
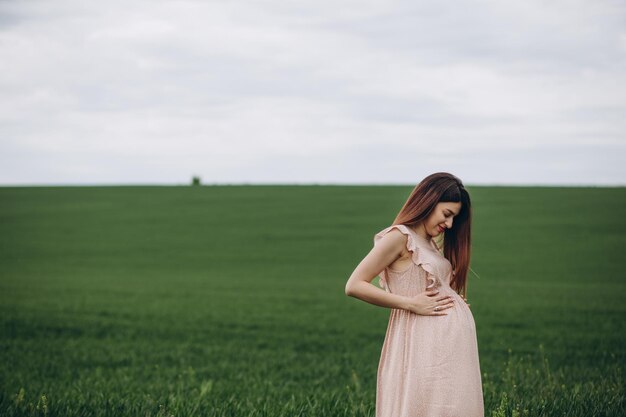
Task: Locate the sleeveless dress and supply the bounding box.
[374,224,484,417]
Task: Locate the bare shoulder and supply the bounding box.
[376,228,408,252]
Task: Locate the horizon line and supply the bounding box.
[0,182,623,188]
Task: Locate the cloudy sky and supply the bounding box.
[1,0,624,186]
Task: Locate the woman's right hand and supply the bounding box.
[405,289,455,316]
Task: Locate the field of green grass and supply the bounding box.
[0,185,624,417]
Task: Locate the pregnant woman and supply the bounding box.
[344,172,484,417]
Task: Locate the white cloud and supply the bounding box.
[0,0,624,185]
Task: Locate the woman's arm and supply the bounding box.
[344,229,412,310]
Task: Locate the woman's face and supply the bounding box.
[423,201,462,238]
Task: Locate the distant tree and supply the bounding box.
[191,176,201,186]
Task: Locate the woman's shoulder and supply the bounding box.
[374,224,440,252]
[374,224,414,244]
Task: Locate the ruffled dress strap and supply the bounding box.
[373,224,439,292]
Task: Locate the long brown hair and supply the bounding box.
[392,172,473,298]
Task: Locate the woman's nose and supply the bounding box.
[445,218,453,228]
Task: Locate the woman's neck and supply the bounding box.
[410,225,432,242]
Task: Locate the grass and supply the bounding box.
[0,184,624,416]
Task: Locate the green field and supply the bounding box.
[0,185,624,417]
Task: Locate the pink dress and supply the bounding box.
[374,224,484,417]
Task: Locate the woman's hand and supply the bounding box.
[404,289,454,316]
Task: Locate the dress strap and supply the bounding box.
[373,224,440,290]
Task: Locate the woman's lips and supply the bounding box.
[438,226,444,233]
